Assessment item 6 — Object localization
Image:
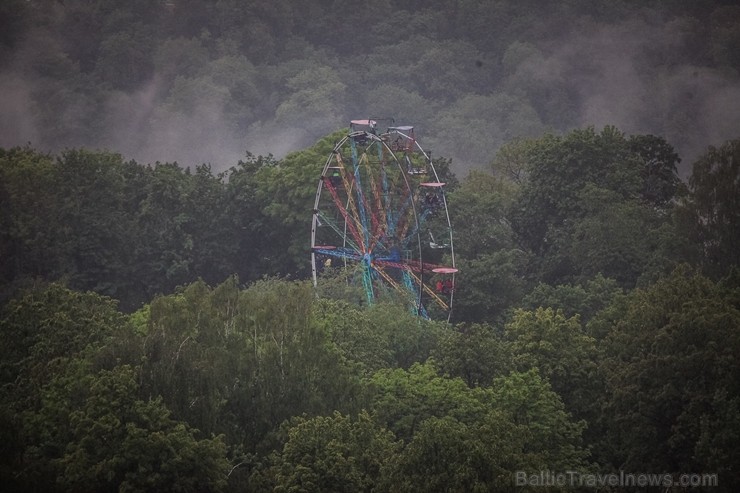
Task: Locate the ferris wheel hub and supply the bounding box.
[310,120,456,320]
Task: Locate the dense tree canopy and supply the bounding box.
[1,1,739,491]
[1,123,738,489]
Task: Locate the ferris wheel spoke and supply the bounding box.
[329,151,368,250]
[372,256,455,275]
[322,176,366,251]
[350,148,372,247]
[316,211,362,252]
[372,264,428,317]
[373,264,419,308]
[365,163,387,252]
[360,260,375,305]
[312,121,456,320]
[401,207,433,249]
[380,158,395,238]
[388,188,414,242]
[334,154,369,250]
[404,269,450,311]
[312,245,363,262]
[357,153,382,246]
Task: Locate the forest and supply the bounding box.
[1,1,740,492]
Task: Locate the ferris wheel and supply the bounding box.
[310,118,457,320]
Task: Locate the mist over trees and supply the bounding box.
[1,1,740,492]
[1,0,740,173]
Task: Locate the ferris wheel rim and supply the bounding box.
[311,123,456,319]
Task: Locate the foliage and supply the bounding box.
[369,362,491,441]
[0,147,278,310]
[521,274,622,323]
[682,138,740,278]
[264,411,400,493]
[27,363,230,493]
[446,170,531,324]
[509,126,643,255]
[255,130,346,277]
[0,282,230,492]
[314,299,445,377]
[0,282,124,406]
[0,0,740,489]
[507,126,689,288]
[368,363,589,491]
[488,369,589,472]
[597,266,740,483]
[3,0,738,175]
[1,9,739,482]
[138,278,361,450]
[431,323,512,388]
[504,308,600,425]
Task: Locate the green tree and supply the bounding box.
[254,129,345,277]
[314,299,444,377]
[504,308,600,424]
[509,126,642,255]
[427,93,545,168]
[93,25,155,90]
[521,273,622,324]
[369,361,493,442]
[153,36,210,83]
[370,364,589,491]
[138,278,360,449]
[386,413,519,493]
[431,323,512,388]
[0,282,125,408]
[53,149,138,300]
[682,138,740,277]
[223,153,277,283]
[25,363,229,493]
[0,283,127,489]
[274,65,347,135]
[489,369,589,472]
[547,187,682,286]
[597,267,740,483]
[264,411,400,493]
[446,170,530,323]
[628,134,682,206]
[507,127,687,287]
[0,147,59,292]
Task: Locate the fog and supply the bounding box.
[1,4,739,177]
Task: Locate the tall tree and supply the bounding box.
[682,138,740,277]
[507,127,686,287]
[0,147,59,292]
[505,308,600,424]
[263,411,400,493]
[597,267,740,483]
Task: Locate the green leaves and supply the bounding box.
[0,283,124,403]
[597,267,740,475]
[0,148,281,310]
[504,127,688,288]
[366,363,589,490]
[489,369,588,471]
[36,365,229,493]
[505,308,600,425]
[268,411,399,493]
[370,362,492,441]
[509,126,643,255]
[683,138,740,277]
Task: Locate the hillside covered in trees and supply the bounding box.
[1,0,740,172]
[1,1,740,492]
